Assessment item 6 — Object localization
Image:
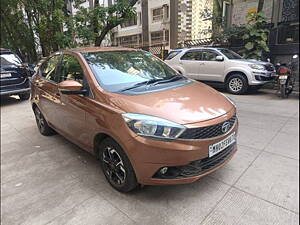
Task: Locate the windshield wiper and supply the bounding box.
[119,79,162,92]
[151,75,185,86]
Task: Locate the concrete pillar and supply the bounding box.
[141,0,149,46]
[170,0,179,49]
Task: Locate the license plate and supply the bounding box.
[209,132,236,158]
[0,73,12,78]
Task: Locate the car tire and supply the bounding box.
[19,93,30,101]
[226,74,249,95]
[99,137,138,193]
[34,107,56,136]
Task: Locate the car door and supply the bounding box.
[178,50,202,79]
[55,53,92,147]
[197,50,225,82]
[34,54,62,129]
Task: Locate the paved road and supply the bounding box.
[1,90,299,225]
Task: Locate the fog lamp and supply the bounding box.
[160,167,168,175]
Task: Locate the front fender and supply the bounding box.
[223,67,253,83]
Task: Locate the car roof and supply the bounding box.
[66,46,138,54]
[182,47,224,51]
[0,48,13,54]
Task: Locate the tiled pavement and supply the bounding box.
[1,90,299,225]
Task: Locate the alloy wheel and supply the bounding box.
[102,146,126,186]
[35,108,45,133]
[229,78,243,92]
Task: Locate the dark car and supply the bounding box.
[0,49,33,100]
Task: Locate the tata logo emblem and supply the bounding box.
[222,122,231,133]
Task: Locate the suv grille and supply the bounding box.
[264,64,275,72]
[179,115,237,140]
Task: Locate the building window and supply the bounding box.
[278,23,299,44]
[152,7,164,22]
[121,16,137,28]
[118,34,141,46]
[150,30,169,45]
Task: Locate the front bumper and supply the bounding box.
[249,70,276,85]
[122,110,238,185]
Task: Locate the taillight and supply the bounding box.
[278,68,289,75]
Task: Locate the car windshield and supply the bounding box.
[83,50,181,92]
[0,53,22,66]
[219,49,243,60]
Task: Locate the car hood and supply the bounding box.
[230,59,271,66]
[108,82,234,125]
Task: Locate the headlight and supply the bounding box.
[249,64,265,70]
[122,113,186,140]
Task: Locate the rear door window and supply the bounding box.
[200,51,220,61]
[180,51,202,61]
[165,50,182,60]
[40,55,61,83]
[0,53,22,66]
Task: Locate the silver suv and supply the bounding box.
[165,47,276,94]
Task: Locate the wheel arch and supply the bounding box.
[93,133,111,158]
[225,71,249,84]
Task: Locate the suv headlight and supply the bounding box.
[249,64,265,71]
[122,113,186,140]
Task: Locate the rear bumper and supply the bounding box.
[0,87,30,96]
[0,78,30,96]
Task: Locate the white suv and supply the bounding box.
[165,47,276,94]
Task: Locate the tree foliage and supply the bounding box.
[73,0,137,46]
[0,0,138,62]
[240,11,270,59]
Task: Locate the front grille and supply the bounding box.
[255,75,275,81]
[264,64,275,72]
[179,115,237,140]
[153,144,235,179]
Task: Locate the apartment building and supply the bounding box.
[112,0,213,50]
[112,0,170,48]
[65,0,214,49]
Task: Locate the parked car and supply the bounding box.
[0,48,34,100]
[31,47,238,192]
[165,47,276,94]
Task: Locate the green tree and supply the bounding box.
[73,0,138,46]
[0,0,37,62]
[241,11,270,59]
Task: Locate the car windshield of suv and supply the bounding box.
[83,50,184,92]
[0,53,22,66]
[219,49,243,60]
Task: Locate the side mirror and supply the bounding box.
[216,56,224,61]
[58,80,87,95]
